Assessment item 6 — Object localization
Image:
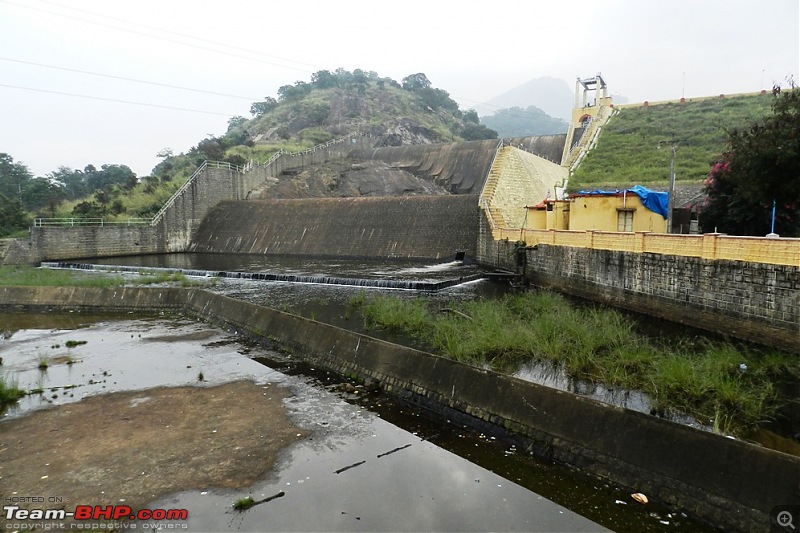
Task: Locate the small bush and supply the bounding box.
[0,376,25,406]
[232,496,255,511]
[65,340,87,348]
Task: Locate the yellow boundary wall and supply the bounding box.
[493,228,800,267]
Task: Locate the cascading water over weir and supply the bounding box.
[40,261,486,292]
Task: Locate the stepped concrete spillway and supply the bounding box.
[189,195,479,260]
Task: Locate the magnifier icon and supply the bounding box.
[778,511,796,530]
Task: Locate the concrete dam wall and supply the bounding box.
[347,136,565,194]
[189,195,479,260]
[2,136,563,265]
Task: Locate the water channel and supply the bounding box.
[8,252,790,531]
[60,252,800,453]
[0,313,716,532]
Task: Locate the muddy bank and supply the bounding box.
[0,381,307,517]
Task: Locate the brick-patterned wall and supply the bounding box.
[491,148,566,228]
[477,222,799,349]
[157,167,241,249]
[9,167,244,263]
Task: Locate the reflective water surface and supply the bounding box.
[0,315,717,532]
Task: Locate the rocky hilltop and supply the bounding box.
[236,71,497,149]
[248,159,451,199]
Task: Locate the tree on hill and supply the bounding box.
[0,192,30,236]
[50,166,88,199]
[0,153,33,201]
[250,97,278,117]
[401,73,431,91]
[700,86,800,236]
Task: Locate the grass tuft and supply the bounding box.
[232,496,255,511]
[361,295,431,336]
[65,340,87,348]
[0,375,25,406]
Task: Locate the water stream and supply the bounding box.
[0,314,717,532]
[45,253,800,456]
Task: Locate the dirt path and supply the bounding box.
[0,380,308,518]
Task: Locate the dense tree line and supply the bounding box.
[0,153,139,234]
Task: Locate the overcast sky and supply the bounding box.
[1,0,797,178]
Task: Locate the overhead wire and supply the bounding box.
[2,0,314,74]
[0,57,260,101]
[0,83,237,116]
[34,0,324,72]
[1,0,570,124]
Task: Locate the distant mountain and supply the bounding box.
[479,76,574,122]
[480,105,568,138]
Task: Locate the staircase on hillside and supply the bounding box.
[480,146,514,229]
[0,239,12,265]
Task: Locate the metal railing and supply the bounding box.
[245,134,357,170]
[149,161,209,225]
[32,135,365,230]
[478,140,506,231]
[34,217,151,227]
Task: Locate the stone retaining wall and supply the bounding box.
[1,285,797,533]
[477,218,800,352]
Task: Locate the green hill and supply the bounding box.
[38,70,498,222]
[223,70,498,164]
[569,93,773,191]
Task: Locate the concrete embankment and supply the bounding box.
[1,286,797,532]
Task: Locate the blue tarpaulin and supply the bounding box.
[627,185,669,219]
[576,185,669,219]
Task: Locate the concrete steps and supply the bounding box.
[481,147,510,199]
[0,239,11,264]
[479,147,511,230]
[563,105,615,171]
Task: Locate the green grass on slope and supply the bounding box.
[354,291,798,436]
[569,94,773,191]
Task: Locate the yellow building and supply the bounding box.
[569,191,668,232]
[525,187,669,233]
[525,200,570,230]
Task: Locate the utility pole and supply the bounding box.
[658,139,683,234]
